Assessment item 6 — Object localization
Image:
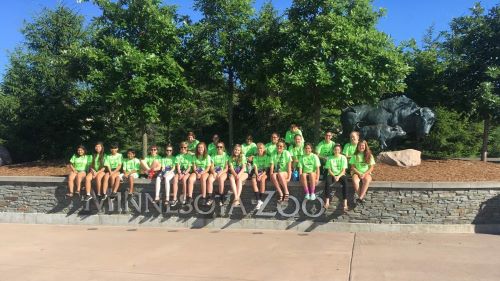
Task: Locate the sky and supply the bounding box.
[0,0,498,80]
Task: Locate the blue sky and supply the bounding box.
[0,0,497,80]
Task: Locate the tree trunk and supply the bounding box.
[228,69,234,149]
[480,117,490,162]
[142,131,148,160]
[313,89,321,145]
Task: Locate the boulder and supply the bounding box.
[377,149,421,167]
[0,146,12,166]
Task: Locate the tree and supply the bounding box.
[443,3,500,161]
[192,0,254,147]
[1,6,88,161]
[283,0,410,143]
[73,0,190,156]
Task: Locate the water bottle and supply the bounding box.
[292,169,299,181]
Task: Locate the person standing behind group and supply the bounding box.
[288,134,304,180]
[350,140,375,204]
[115,149,140,198]
[187,142,211,205]
[270,140,292,203]
[102,143,122,200]
[343,131,359,160]
[207,141,229,206]
[186,131,199,155]
[66,145,90,198]
[324,144,348,211]
[265,132,280,156]
[242,135,257,176]
[207,134,220,157]
[84,142,106,202]
[228,144,248,206]
[140,145,162,179]
[285,124,304,146]
[154,144,176,204]
[173,142,192,205]
[251,143,271,210]
[299,143,321,200]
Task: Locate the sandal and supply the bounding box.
[277,194,284,203]
[65,193,73,198]
[284,194,289,202]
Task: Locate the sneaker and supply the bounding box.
[170,199,178,207]
[310,193,316,200]
[83,194,92,202]
[186,197,193,205]
[206,198,214,206]
[304,194,310,200]
[256,200,263,210]
[110,192,118,199]
[101,194,108,201]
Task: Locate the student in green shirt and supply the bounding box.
[207,141,228,206]
[154,144,176,204]
[66,145,90,198]
[115,149,140,197]
[265,132,280,156]
[324,144,348,211]
[84,142,106,202]
[186,131,200,155]
[288,134,304,171]
[187,142,211,205]
[140,145,162,179]
[343,131,359,159]
[102,143,122,201]
[242,135,257,176]
[251,143,271,210]
[285,123,304,146]
[299,143,321,201]
[350,140,376,204]
[207,134,220,157]
[173,142,192,206]
[270,140,292,203]
[228,144,248,206]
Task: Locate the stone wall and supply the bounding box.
[1,176,499,225]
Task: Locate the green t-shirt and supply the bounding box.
[349,153,376,174]
[70,154,90,172]
[315,140,335,158]
[161,156,176,170]
[265,142,277,156]
[229,155,247,173]
[145,155,162,166]
[193,155,212,171]
[90,154,104,171]
[212,153,229,169]
[271,150,292,172]
[175,153,192,171]
[285,129,303,145]
[325,155,348,176]
[343,142,358,157]
[242,142,257,158]
[104,153,123,170]
[122,158,140,173]
[187,139,200,154]
[298,153,321,173]
[253,154,271,171]
[288,144,304,161]
[207,142,217,157]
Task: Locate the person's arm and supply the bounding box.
[286,161,292,181]
[315,166,320,182]
[222,162,228,174]
[229,163,237,177]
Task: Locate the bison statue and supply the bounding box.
[341,95,436,149]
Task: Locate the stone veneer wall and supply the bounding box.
[0,177,499,225]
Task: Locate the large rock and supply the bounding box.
[0,146,12,166]
[377,149,421,167]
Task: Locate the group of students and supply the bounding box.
[67,125,375,211]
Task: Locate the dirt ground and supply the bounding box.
[0,159,499,181]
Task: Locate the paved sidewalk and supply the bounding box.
[0,224,499,281]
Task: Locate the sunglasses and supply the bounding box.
[277,145,284,148]
[166,150,173,152]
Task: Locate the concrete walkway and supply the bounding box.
[0,224,499,281]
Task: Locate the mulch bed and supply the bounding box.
[0,159,499,182]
